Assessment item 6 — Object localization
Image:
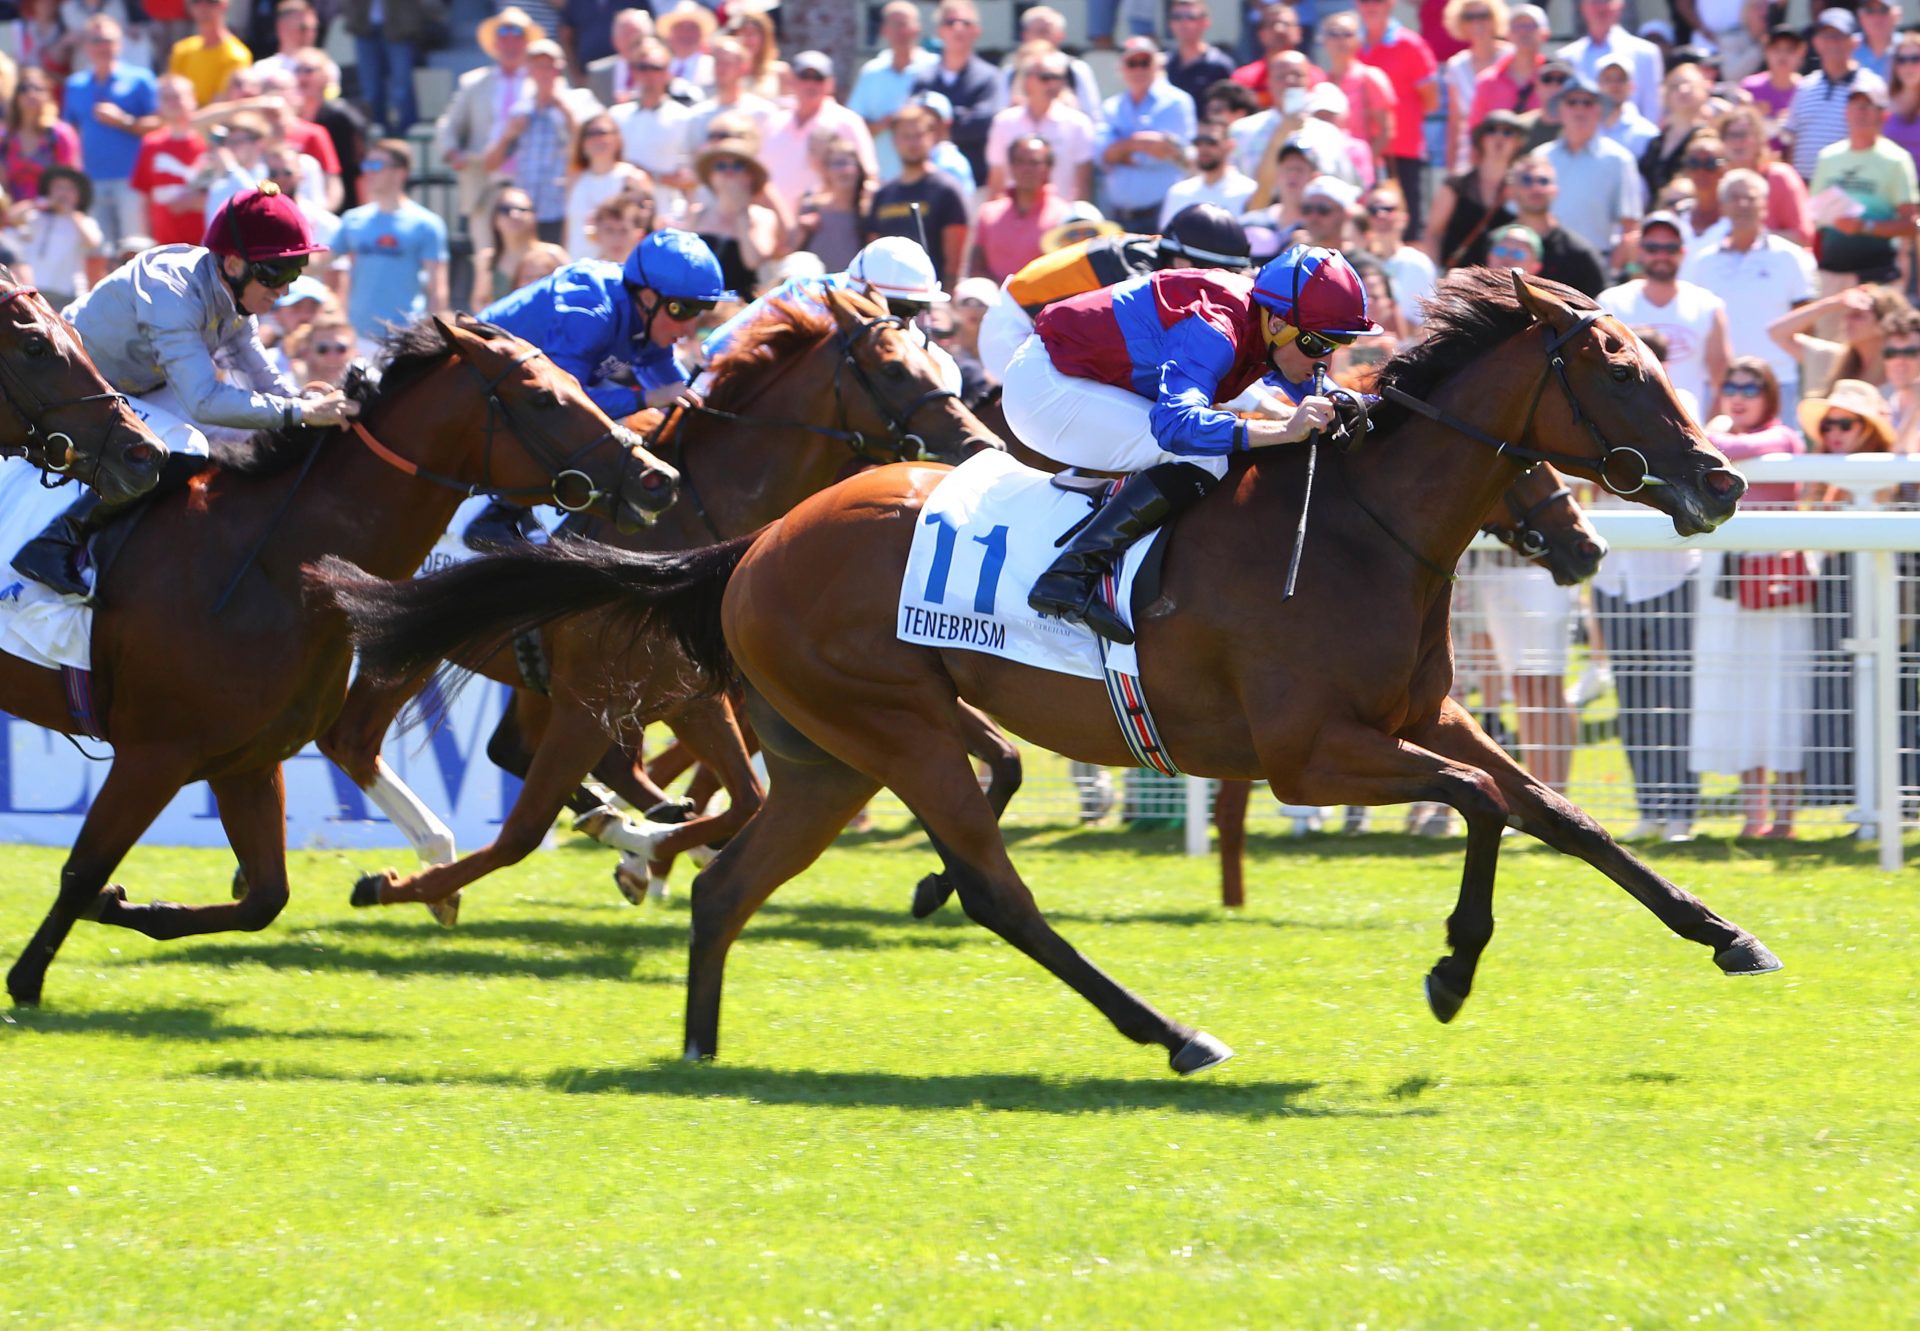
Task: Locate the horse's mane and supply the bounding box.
[1368,268,1598,435]
[208,315,514,479]
[700,299,835,413]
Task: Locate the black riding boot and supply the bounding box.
[464,500,543,552]
[11,493,104,597]
[1028,461,1218,645]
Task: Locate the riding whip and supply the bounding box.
[1280,361,1327,603]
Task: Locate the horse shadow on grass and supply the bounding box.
[2,1001,393,1043]
[190,1056,1440,1121]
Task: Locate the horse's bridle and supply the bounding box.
[679,311,963,466]
[0,285,141,488]
[352,336,658,521]
[1482,476,1576,559]
[1380,308,1671,497]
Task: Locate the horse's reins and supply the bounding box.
[212,336,653,613]
[0,285,141,491]
[1332,309,1666,583]
[662,310,964,542]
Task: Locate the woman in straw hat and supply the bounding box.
[685,132,782,297]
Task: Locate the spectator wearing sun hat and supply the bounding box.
[684,132,779,299]
[656,1,717,94]
[436,4,547,252]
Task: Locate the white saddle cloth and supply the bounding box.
[0,456,94,671]
[897,449,1162,681]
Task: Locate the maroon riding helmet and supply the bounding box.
[204,181,328,287]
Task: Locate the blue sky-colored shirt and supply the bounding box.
[62,63,156,182]
[848,48,938,182]
[340,198,449,340]
[1098,81,1197,212]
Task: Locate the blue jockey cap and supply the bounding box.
[1250,245,1383,337]
[622,230,737,302]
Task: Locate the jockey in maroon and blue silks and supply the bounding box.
[1005,243,1381,644]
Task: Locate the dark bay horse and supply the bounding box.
[3,315,678,1006]
[0,273,165,503]
[322,286,1005,919]
[318,271,1781,1075]
[1212,460,1608,908]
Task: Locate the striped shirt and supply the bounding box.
[1786,65,1889,181]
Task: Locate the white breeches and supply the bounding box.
[126,384,257,458]
[977,296,1034,381]
[1000,335,1230,480]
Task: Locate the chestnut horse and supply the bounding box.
[3,315,679,1006]
[1211,461,1609,908]
[321,287,1006,919]
[318,271,1781,1076]
[0,272,166,503]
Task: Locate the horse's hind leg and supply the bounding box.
[318,672,456,865]
[103,767,293,941]
[910,702,1022,919]
[1214,779,1252,909]
[7,750,191,1006]
[1408,698,1779,976]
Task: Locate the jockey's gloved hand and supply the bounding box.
[1247,395,1336,448]
[644,382,703,411]
[302,391,360,428]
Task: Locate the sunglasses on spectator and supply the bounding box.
[1640,240,1683,254]
[711,158,751,173]
[496,202,533,216]
[1194,134,1225,146]
[360,157,390,172]
[1559,95,1599,109]
[312,341,352,355]
[1300,202,1340,215]
[1366,201,1402,215]
[1032,71,1067,82]
[494,22,525,35]
[226,132,261,145]
[1323,26,1357,38]
[661,297,716,322]
[1684,156,1727,169]
[1721,379,1764,397]
[939,15,977,26]
[1489,244,1536,262]
[1820,415,1862,433]
[1886,344,1920,358]
[1898,52,1920,65]
[632,61,667,71]
[1292,329,1355,358]
[1538,72,1570,84]
[1461,8,1494,17]
[956,298,988,311]
[584,127,618,137]
[1514,173,1554,186]
[1123,55,1155,67]
[247,258,306,289]
[1485,124,1525,136]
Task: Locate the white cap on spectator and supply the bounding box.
[526,37,564,61]
[953,277,1001,307]
[792,50,835,79]
[1304,83,1349,118]
[1302,175,1360,209]
[1509,3,1548,26]
[909,89,954,122]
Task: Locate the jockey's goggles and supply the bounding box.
[885,297,930,320]
[660,296,717,322]
[1292,328,1356,360]
[246,257,308,290]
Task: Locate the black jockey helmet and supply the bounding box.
[1156,203,1253,272]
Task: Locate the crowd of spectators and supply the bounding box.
[0,0,1917,833]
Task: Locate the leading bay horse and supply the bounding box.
[4,315,678,1006]
[321,287,1008,920]
[318,271,1781,1075]
[0,272,166,503]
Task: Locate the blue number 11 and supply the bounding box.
[922,513,1010,615]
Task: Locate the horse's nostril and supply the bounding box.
[1704,468,1745,499]
[641,472,667,491]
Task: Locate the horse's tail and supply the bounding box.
[307,534,755,688]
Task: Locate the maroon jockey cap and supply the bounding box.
[203,182,329,262]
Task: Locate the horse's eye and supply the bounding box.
[1610,363,1632,382]
[24,334,50,358]
[885,360,909,381]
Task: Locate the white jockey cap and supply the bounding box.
[846,236,950,305]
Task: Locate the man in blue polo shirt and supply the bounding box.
[337,138,450,346]
[62,15,159,252]
[1099,36,1197,233]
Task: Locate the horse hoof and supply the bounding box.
[231,865,247,900]
[6,965,42,1008]
[573,804,619,838]
[613,855,648,905]
[1425,970,1468,1024]
[425,892,460,928]
[683,1040,714,1063]
[349,873,387,909]
[79,885,126,923]
[1169,1031,1234,1075]
[911,872,954,919]
[1715,937,1783,976]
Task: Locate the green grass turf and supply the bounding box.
[1,827,1915,1330]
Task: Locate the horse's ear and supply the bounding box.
[820,283,864,335]
[1511,270,1580,334]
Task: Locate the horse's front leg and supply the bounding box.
[1271,720,1513,1022]
[1405,698,1782,977]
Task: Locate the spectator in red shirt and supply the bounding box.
[1468,3,1552,131]
[1356,0,1439,237]
[130,74,208,246]
[2,67,81,206]
[971,133,1071,282]
[1317,11,1396,174]
[1231,3,1305,107]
